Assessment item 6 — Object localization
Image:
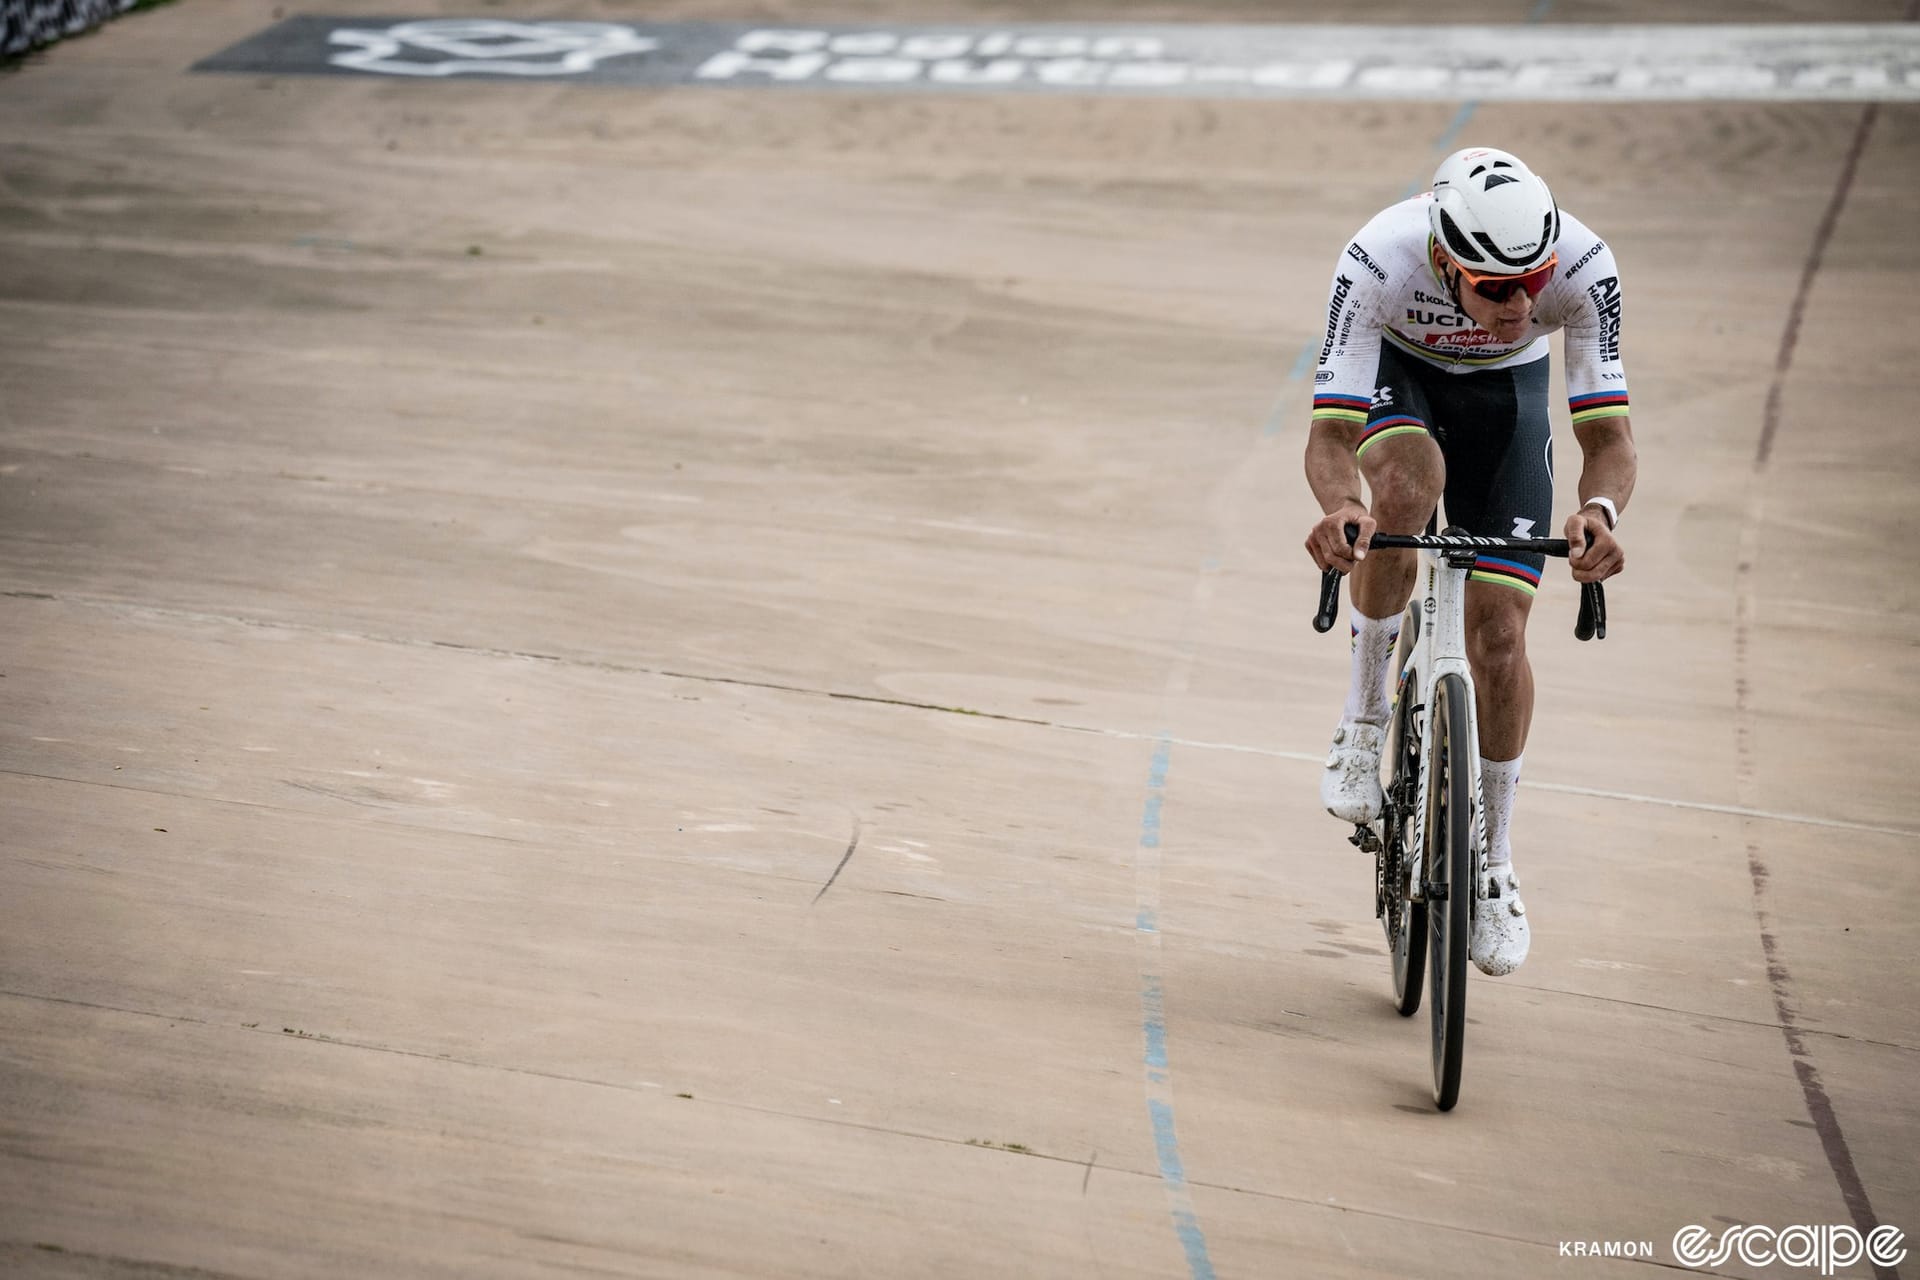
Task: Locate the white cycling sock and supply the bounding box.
[1480,754,1521,870]
[1342,610,1401,726]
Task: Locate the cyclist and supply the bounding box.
[1301,147,1636,976]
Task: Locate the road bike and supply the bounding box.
[1313,525,1604,1110]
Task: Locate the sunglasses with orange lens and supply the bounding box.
[1451,253,1559,302]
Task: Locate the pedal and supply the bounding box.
[1349,823,1382,855]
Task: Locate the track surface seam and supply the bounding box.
[3,771,1912,1055]
[7,588,1909,839]
[0,986,1747,1278]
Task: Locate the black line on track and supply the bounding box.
[0,1242,249,1280]
[1495,979,1917,1054]
[0,589,1064,730]
[1754,104,1881,468]
[1738,75,1902,1280]
[812,817,860,904]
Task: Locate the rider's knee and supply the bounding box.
[1468,604,1530,673]
[1362,441,1444,526]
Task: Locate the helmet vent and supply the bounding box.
[1483,173,1519,189]
[1439,211,1486,263]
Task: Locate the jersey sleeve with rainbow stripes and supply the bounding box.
[1557,231,1631,427]
[1309,204,1404,427]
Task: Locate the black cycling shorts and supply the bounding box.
[1355,344,1554,595]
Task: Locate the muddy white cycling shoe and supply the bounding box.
[1321,718,1385,824]
[1471,866,1531,976]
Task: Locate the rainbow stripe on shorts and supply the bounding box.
[1355,414,1428,457]
[1311,393,1371,425]
[1569,390,1630,426]
[1469,556,1542,597]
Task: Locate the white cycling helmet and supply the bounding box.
[1428,147,1560,275]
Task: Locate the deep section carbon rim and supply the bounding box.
[1428,673,1471,1111]
[1385,669,1426,1017]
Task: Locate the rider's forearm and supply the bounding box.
[1573,417,1637,517]
[1305,422,1366,515]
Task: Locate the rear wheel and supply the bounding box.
[1426,673,1475,1111]
[1382,662,1426,1017]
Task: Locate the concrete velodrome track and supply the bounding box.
[3,1,1917,1276]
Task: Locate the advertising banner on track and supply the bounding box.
[194,19,1920,101]
[4,0,138,57]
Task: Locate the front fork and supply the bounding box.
[1393,655,1487,907]
[1402,665,1486,906]
[1357,608,1422,904]
[1357,572,1490,915]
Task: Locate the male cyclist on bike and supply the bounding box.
[1302,147,1636,976]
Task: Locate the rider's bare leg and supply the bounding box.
[1344,431,1443,718]
[1464,580,1534,760]
[1352,431,1444,622]
[1465,580,1535,867]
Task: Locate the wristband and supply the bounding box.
[1582,496,1619,530]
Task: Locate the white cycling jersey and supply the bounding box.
[1310,195,1629,433]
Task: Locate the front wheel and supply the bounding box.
[1426,672,1475,1112]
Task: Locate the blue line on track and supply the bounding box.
[1428,99,1480,158]
[1150,1099,1214,1279]
[1133,736,1216,1280]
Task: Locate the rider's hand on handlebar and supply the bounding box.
[1307,502,1376,572]
[1565,508,1624,584]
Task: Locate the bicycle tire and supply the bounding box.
[1383,655,1426,1017]
[1426,672,1474,1111]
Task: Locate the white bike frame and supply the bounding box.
[1383,550,1486,905]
